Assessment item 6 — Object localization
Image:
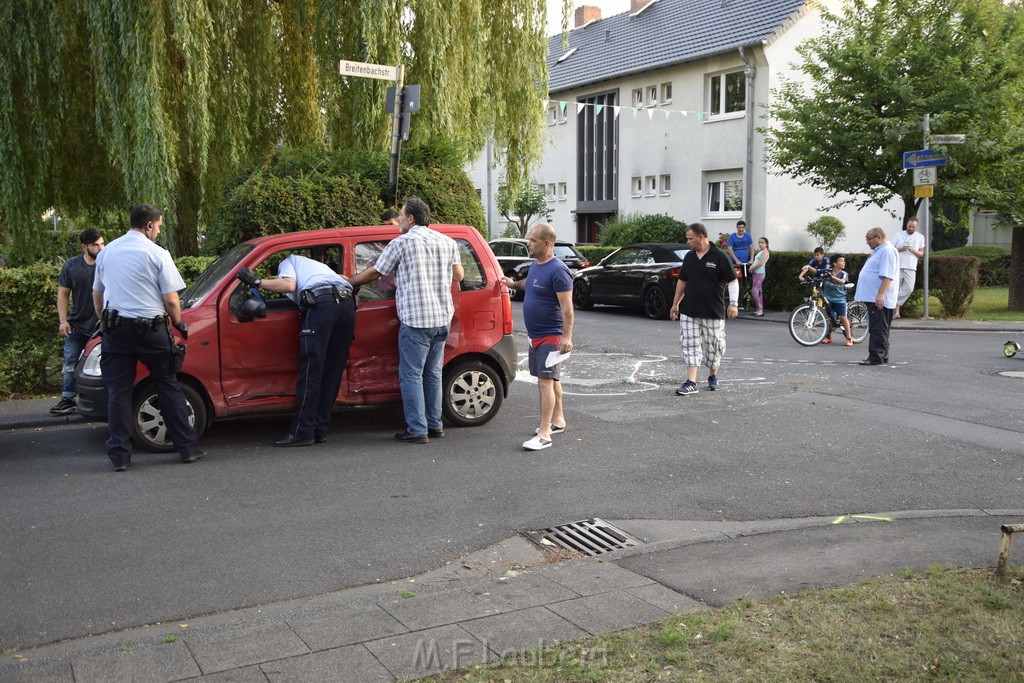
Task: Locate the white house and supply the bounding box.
[467,0,904,252]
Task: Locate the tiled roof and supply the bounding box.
[548,0,808,93]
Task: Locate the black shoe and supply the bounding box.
[181,450,205,464]
[50,397,77,415]
[113,461,131,472]
[275,435,314,447]
[428,428,444,439]
[314,434,328,443]
[394,431,428,444]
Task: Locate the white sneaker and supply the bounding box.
[522,435,552,450]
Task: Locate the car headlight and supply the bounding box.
[81,345,103,377]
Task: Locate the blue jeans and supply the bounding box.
[397,324,449,436]
[62,329,91,398]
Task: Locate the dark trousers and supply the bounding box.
[101,325,199,466]
[866,302,893,363]
[289,293,357,439]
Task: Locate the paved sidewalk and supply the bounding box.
[1,510,1021,681]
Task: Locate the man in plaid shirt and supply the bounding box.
[348,197,464,443]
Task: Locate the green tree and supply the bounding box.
[0,0,550,262]
[805,216,845,253]
[497,180,552,238]
[762,0,1024,221]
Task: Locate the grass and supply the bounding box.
[908,286,1024,321]
[432,566,1024,682]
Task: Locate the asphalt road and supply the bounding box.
[2,304,1022,649]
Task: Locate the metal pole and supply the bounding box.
[388,64,405,188]
[922,113,931,319]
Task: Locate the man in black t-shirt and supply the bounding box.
[669,223,738,395]
[52,228,104,414]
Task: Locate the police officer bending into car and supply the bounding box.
[92,204,204,472]
[236,254,356,447]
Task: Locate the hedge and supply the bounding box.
[934,245,1009,287]
[206,143,486,254]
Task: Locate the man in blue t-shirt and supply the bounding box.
[726,220,754,267]
[501,224,573,451]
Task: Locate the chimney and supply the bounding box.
[631,0,655,14]
[574,5,601,27]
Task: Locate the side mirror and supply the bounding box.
[238,298,267,322]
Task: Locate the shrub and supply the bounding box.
[206,143,485,254]
[930,254,980,318]
[760,251,868,311]
[599,213,686,246]
[934,245,1009,287]
[0,264,63,397]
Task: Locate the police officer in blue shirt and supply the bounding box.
[92,204,203,472]
[236,254,356,446]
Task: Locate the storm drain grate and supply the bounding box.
[523,517,642,557]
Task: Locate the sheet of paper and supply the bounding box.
[545,350,570,368]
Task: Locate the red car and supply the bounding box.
[75,225,517,451]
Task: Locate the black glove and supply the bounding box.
[236,267,261,288]
[173,319,189,340]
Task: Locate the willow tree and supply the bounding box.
[0,0,550,261]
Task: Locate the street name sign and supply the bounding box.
[339,60,398,81]
[930,134,966,145]
[903,149,946,169]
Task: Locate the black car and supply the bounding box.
[488,238,591,300]
[571,243,689,319]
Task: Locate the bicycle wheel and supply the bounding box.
[847,301,869,343]
[789,304,828,346]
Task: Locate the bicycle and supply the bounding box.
[788,274,869,347]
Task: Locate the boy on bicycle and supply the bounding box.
[821,255,853,346]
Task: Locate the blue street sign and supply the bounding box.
[903,149,946,169]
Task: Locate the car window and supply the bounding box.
[637,249,655,265]
[672,249,688,260]
[553,245,579,259]
[512,243,528,258]
[490,242,508,257]
[182,243,254,309]
[457,239,486,291]
[606,248,643,266]
[229,245,343,315]
[355,240,396,303]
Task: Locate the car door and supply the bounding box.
[591,247,647,304]
[346,239,401,398]
[219,243,344,410]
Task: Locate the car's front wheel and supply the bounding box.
[442,359,503,427]
[572,280,593,310]
[643,286,670,319]
[132,381,207,452]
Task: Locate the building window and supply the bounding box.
[557,182,567,200]
[647,86,658,107]
[705,171,743,215]
[632,88,643,107]
[708,71,746,117]
[645,176,657,196]
[661,82,672,104]
[659,174,671,195]
[546,104,558,126]
[546,183,557,201]
[631,177,642,197]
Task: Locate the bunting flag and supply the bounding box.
[548,98,706,120]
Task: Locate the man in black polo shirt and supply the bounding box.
[669,222,739,395]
